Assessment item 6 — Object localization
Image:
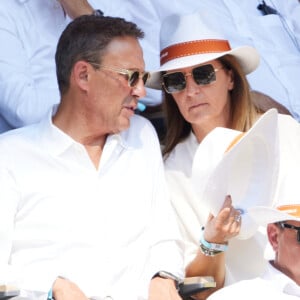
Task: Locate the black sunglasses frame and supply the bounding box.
[278,222,300,243]
[162,64,223,94]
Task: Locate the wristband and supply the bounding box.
[199,228,228,252]
[199,243,223,257]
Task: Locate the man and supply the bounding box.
[0,15,184,300]
[208,175,300,299]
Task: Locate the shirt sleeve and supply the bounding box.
[0,167,19,285]
[144,123,185,281]
[0,164,57,292]
[0,6,60,130]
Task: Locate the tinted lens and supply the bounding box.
[142,72,150,85]
[163,72,186,93]
[128,71,140,87]
[192,64,216,85]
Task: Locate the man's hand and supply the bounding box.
[58,0,94,19]
[149,277,182,300]
[52,277,89,300]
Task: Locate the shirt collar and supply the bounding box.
[39,108,132,157]
[264,261,300,296]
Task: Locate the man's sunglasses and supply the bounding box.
[162,64,223,94]
[89,63,150,87]
[278,222,300,243]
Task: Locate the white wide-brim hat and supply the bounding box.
[191,109,279,240]
[248,173,300,226]
[146,10,260,90]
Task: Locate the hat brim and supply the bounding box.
[248,206,300,226]
[146,46,260,90]
[191,109,279,239]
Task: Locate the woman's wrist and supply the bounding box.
[199,227,228,256]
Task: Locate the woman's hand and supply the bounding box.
[204,195,241,244]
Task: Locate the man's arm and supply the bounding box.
[0,4,61,130]
[51,277,88,300]
[148,276,181,300]
[58,0,95,19]
[0,167,21,285]
[145,122,185,300]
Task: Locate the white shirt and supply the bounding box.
[0,113,184,299]
[220,0,300,121]
[164,114,300,285]
[0,0,70,133]
[208,261,300,299]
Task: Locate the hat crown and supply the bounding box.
[249,168,300,225]
[160,11,227,52]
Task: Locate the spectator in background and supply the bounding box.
[0,15,184,300]
[0,0,98,133]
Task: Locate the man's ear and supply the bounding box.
[72,61,90,92]
[267,223,280,252]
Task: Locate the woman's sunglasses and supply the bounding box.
[90,63,150,87]
[162,64,223,94]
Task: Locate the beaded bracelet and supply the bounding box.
[199,227,228,256]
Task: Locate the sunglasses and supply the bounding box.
[278,222,300,243]
[89,63,150,87]
[162,64,223,94]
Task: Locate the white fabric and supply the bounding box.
[0,0,70,133]
[208,261,300,299]
[0,112,184,299]
[165,114,300,285]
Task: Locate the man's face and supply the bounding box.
[89,36,147,134]
[268,220,300,283]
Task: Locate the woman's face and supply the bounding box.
[167,59,234,132]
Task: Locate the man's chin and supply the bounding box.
[112,119,131,134]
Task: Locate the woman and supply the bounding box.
[146,10,300,299]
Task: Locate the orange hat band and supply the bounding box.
[160,39,231,66]
[277,205,300,218]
